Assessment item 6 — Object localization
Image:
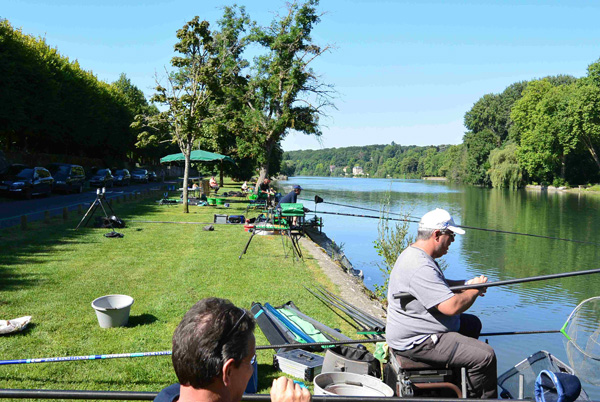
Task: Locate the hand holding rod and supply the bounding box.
[393,268,600,299]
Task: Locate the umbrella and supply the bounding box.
[160,150,235,164]
[160,150,235,187]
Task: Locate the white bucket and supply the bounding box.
[91,295,134,328]
[314,372,394,397]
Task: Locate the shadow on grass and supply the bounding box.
[0,197,165,292]
[127,314,159,327]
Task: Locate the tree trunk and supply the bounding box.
[182,146,191,214]
[560,154,566,180]
[582,136,600,173]
[219,160,224,187]
[255,163,269,193]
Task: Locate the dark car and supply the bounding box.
[0,164,54,199]
[47,163,86,194]
[89,168,114,188]
[131,169,149,183]
[113,169,131,186]
[148,171,158,182]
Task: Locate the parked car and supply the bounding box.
[47,163,86,194]
[131,168,149,183]
[0,164,54,199]
[89,168,114,188]
[113,169,131,186]
[148,171,158,182]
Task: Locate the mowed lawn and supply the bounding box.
[0,181,351,393]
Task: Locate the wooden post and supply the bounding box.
[21,215,27,230]
[63,207,68,220]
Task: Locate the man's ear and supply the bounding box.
[222,358,236,386]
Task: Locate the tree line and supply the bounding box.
[0,19,169,167]
[283,59,600,188]
[1,1,332,204]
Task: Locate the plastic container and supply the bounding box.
[215,198,225,205]
[207,197,216,205]
[91,295,134,328]
[248,194,258,200]
[313,372,394,397]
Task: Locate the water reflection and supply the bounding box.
[283,177,600,398]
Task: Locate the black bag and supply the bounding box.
[322,345,382,378]
[95,215,125,229]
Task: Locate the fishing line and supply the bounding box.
[299,197,414,219]
[306,210,600,247]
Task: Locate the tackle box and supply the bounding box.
[213,214,228,224]
[273,349,324,382]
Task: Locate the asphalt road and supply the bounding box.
[0,182,166,229]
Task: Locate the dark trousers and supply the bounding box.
[394,314,497,399]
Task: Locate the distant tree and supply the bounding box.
[488,143,524,189]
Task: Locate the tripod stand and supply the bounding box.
[76,188,120,236]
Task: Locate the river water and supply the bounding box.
[279,176,600,399]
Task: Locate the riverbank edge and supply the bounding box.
[299,229,387,321]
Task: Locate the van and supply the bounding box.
[47,163,86,194]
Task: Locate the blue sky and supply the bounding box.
[3,0,600,151]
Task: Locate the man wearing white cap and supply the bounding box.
[386,208,497,398]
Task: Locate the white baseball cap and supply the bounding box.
[418,208,465,235]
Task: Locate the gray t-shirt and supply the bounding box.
[386,246,459,351]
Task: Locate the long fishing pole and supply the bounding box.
[306,210,600,247]
[299,197,411,218]
[393,267,600,299]
[0,330,564,367]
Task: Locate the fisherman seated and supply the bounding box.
[154,297,311,402]
[385,208,497,399]
[209,177,219,194]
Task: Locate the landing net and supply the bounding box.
[561,296,600,386]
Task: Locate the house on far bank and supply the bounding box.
[343,166,349,176]
[329,165,336,173]
[352,166,364,176]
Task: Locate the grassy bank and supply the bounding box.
[0,181,351,393]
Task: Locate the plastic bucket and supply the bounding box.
[91,295,134,328]
[207,197,216,205]
[248,194,258,200]
[313,372,394,397]
[215,198,225,205]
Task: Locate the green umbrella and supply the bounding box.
[160,149,235,164]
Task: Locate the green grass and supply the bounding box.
[0,181,351,393]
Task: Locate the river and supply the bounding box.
[278,176,600,399]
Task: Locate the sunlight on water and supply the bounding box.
[281,177,600,399]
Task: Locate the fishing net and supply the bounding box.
[561,296,600,386]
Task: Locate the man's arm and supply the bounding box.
[436,275,488,316]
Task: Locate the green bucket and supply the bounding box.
[248,194,258,200]
[207,197,216,205]
[215,198,225,205]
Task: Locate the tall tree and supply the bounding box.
[135,17,221,213]
[240,0,334,191]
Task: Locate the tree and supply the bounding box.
[240,0,334,191]
[135,17,222,213]
[568,81,600,172]
[488,143,524,189]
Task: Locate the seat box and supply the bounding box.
[214,214,228,224]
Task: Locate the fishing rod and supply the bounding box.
[393,268,600,299]
[315,286,386,330]
[313,288,383,331]
[300,196,413,219]
[306,209,600,247]
[0,329,565,367]
[304,286,380,338]
[0,389,519,402]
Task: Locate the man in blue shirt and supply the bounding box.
[278,185,302,205]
